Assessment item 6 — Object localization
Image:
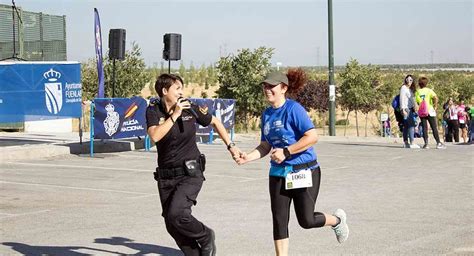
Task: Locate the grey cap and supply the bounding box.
[261,72,288,86]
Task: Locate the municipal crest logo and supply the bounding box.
[104,103,120,136]
[264,122,270,136]
[43,68,63,114]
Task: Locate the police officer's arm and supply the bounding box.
[147,100,189,142]
[236,141,272,165]
[210,116,241,157]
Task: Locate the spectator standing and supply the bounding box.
[414,77,445,149]
[399,75,420,148]
[445,99,460,143]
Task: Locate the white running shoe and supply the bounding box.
[332,209,349,244]
[436,143,446,149]
[409,144,420,149]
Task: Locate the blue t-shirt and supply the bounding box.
[261,99,317,171]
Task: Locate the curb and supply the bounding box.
[0,144,71,161]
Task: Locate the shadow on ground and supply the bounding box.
[329,142,402,148]
[2,237,182,256]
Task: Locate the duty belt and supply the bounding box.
[157,166,186,179]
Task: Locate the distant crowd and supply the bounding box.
[391,75,473,149]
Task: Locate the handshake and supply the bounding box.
[228,145,288,165]
[228,145,248,165]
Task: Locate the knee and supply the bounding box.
[297,218,313,229]
[166,210,191,226]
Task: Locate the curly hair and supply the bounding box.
[285,68,307,95]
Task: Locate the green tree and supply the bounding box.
[207,64,218,86]
[189,62,197,84]
[80,58,99,100]
[216,47,274,130]
[178,61,187,84]
[339,59,381,136]
[103,42,150,98]
[82,42,149,100]
[198,64,207,86]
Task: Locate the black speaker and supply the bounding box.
[109,29,126,60]
[163,33,181,61]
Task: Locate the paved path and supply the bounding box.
[0,135,472,255]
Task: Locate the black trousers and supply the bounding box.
[446,120,460,142]
[420,116,441,145]
[269,167,326,240]
[157,173,211,256]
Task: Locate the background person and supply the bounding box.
[414,76,445,149]
[445,98,460,143]
[236,69,349,256]
[457,100,468,143]
[399,75,420,148]
[146,73,240,256]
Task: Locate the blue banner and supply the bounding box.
[0,62,82,122]
[93,96,147,139]
[94,8,105,98]
[189,98,236,133]
[213,99,236,129]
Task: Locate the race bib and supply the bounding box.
[460,119,465,124]
[285,169,312,190]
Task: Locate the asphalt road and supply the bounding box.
[0,135,472,255]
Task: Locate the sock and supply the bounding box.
[332,216,341,227]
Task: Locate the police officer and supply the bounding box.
[146,73,240,256]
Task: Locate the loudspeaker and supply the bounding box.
[109,29,126,60]
[163,33,181,61]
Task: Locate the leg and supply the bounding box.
[165,176,215,255]
[453,121,460,142]
[461,126,467,143]
[274,239,289,256]
[446,121,453,142]
[269,176,292,255]
[158,178,201,256]
[293,168,326,229]
[165,219,201,256]
[408,126,415,144]
[292,168,348,243]
[402,121,409,145]
[428,116,441,144]
[421,117,429,145]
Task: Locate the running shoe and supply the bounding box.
[332,209,349,244]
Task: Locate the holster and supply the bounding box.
[183,154,206,178]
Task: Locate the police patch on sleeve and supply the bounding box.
[199,105,208,115]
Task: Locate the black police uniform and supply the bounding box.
[146,99,215,256]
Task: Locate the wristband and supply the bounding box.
[283,147,291,159]
[227,142,235,150]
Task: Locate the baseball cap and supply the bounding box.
[261,72,288,86]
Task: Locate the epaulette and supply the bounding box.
[149,97,160,106]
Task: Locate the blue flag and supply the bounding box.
[94,8,105,98]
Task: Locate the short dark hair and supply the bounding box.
[154,73,184,97]
[418,77,429,88]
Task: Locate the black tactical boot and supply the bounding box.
[198,227,216,256]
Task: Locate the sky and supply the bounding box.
[1,0,472,68]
